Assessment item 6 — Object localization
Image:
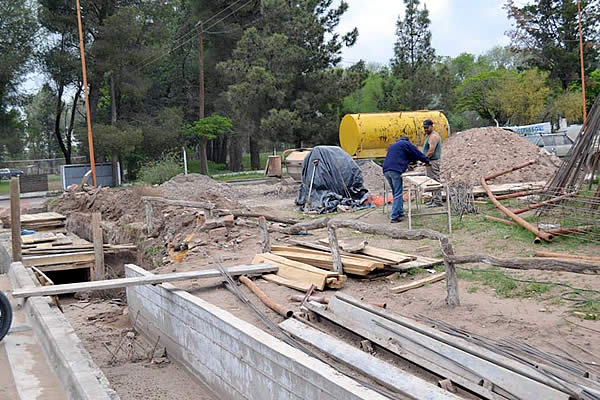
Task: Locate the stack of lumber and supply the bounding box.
[314,238,442,271]
[23,243,135,256]
[303,294,593,400]
[270,245,382,276]
[2,212,66,231]
[472,181,546,198]
[252,253,346,291]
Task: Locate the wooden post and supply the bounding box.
[10,177,22,261]
[91,213,105,280]
[258,216,271,253]
[327,225,344,274]
[408,185,412,229]
[446,184,452,234]
[198,22,204,120]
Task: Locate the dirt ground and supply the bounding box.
[54,164,600,398]
[62,297,217,400]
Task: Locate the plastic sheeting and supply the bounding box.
[296,146,369,213]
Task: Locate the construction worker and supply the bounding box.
[422,119,443,207]
[383,137,430,223]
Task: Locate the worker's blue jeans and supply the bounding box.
[384,171,404,220]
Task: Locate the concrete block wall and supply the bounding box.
[20,174,49,193]
[125,264,386,400]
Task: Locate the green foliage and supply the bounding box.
[183,115,233,143]
[90,123,143,158]
[506,0,600,90]
[343,73,384,113]
[381,0,437,111]
[456,68,550,125]
[138,153,183,185]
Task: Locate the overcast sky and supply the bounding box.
[337,0,513,65]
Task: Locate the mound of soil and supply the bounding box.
[159,174,241,209]
[51,186,147,224]
[442,127,561,185]
[359,160,385,194]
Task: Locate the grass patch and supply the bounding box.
[214,173,268,181]
[0,180,8,194]
[188,152,278,175]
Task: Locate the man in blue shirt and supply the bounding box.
[382,137,430,223]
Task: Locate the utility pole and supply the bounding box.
[577,0,587,124]
[76,0,97,186]
[198,21,205,120]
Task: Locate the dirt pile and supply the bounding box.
[359,160,385,194]
[442,127,561,185]
[51,186,147,224]
[160,173,242,209]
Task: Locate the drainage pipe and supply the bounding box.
[240,276,293,318]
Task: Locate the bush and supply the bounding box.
[138,153,183,185]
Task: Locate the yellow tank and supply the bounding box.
[339,111,450,158]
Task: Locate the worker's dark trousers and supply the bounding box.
[384,171,404,220]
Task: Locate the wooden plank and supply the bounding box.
[310,296,571,400]
[280,319,461,400]
[289,240,400,264]
[270,251,378,276]
[21,232,58,244]
[13,264,279,298]
[10,178,22,261]
[253,253,329,290]
[34,263,93,273]
[22,252,96,267]
[270,246,382,270]
[91,212,105,280]
[263,274,312,292]
[35,243,54,249]
[318,239,416,264]
[390,272,446,293]
[19,212,66,222]
[389,257,443,271]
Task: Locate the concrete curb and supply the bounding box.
[126,264,387,400]
[9,262,119,400]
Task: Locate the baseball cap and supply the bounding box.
[423,119,433,127]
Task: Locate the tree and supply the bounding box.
[506,0,600,91]
[183,115,233,175]
[0,0,37,158]
[25,86,61,159]
[380,0,437,111]
[219,0,358,169]
[87,123,143,181]
[456,68,550,126]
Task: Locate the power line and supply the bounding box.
[135,0,256,71]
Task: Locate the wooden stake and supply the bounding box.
[10,177,21,261]
[92,212,105,280]
[258,216,271,253]
[327,225,344,274]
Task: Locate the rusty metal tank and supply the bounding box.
[339,111,450,158]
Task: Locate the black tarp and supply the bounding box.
[295,146,369,213]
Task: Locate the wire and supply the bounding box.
[135,0,256,71]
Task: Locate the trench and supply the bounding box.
[61,213,219,400]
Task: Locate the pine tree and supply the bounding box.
[380,0,437,111]
[391,0,435,78]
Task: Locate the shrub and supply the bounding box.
[138,153,183,185]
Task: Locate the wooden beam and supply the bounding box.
[22,252,96,267]
[391,272,446,293]
[253,253,332,290]
[533,251,600,263]
[92,212,105,280]
[280,318,461,400]
[327,225,344,274]
[13,264,278,298]
[10,177,22,261]
[262,274,313,292]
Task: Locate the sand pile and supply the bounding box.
[442,127,561,185]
